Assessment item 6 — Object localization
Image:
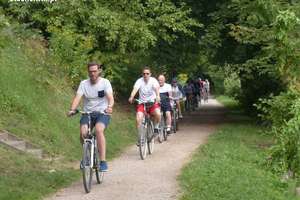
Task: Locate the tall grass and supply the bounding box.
[0,31,136,199]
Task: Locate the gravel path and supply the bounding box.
[45,99,225,200]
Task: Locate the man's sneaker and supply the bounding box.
[166,127,171,135]
[99,161,108,172]
[179,115,183,119]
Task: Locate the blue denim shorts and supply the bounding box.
[80,112,111,128]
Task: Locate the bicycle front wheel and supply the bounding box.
[138,125,148,160]
[158,116,164,143]
[82,142,93,193]
[147,122,155,154]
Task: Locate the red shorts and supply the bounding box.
[136,102,160,114]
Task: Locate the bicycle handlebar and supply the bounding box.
[69,109,110,117]
[134,99,155,104]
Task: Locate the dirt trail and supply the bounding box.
[45,99,226,200]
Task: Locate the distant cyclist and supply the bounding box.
[171,78,184,118]
[158,74,172,134]
[205,79,210,96]
[183,79,195,110]
[128,67,161,136]
[68,62,114,172]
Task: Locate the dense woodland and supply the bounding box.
[1,0,300,177]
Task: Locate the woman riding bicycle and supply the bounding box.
[128,67,161,136]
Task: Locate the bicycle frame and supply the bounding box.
[70,110,106,192]
[82,112,96,168]
[135,99,155,159]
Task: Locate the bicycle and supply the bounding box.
[171,100,179,133]
[158,111,168,142]
[202,88,209,103]
[185,94,194,113]
[70,110,105,193]
[135,99,155,160]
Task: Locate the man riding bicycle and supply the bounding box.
[183,79,195,111]
[158,74,172,135]
[128,67,161,137]
[68,62,114,172]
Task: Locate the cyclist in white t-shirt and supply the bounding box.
[68,62,114,172]
[171,79,183,118]
[128,67,161,135]
[158,74,172,134]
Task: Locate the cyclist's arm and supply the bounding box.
[168,90,173,101]
[68,93,82,116]
[155,85,160,103]
[106,91,114,114]
[129,87,139,103]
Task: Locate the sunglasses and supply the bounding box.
[143,73,150,75]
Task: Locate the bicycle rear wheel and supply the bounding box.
[175,110,179,131]
[82,142,93,193]
[138,125,148,160]
[172,111,177,133]
[94,143,104,184]
[147,122,155,154]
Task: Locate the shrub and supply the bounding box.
[256,89,300,176]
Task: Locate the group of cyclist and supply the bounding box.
[68,63,210,173]
[183,77,210,111]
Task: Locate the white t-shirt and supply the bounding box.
[134,77,159,102]
[172,85,182,100]
[77,78,113,112]
[159,83,172,94]
[159,83,172,101]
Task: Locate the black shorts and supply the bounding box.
[160,101,172,113]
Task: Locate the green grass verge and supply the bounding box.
[0,146,79,200]
[179,95,298,199]
[216,95,240,110]
[179,123,299,200]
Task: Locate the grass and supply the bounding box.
[179,124,299,200]
[178,96,299,200]
[216,95,240,110]
[0,146,79,200]
[0,32,136,199]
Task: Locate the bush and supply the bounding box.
[256,89,300,176]
[224,72,241,99]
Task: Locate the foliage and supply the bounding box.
[223,69,241,99]
[1,0,200,96]
[256,90,300,175]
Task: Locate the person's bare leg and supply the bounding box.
[177,100,183,118]
[95,123,106,161]
[80,124,88,145]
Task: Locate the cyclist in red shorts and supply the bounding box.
[128,66,161,135]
